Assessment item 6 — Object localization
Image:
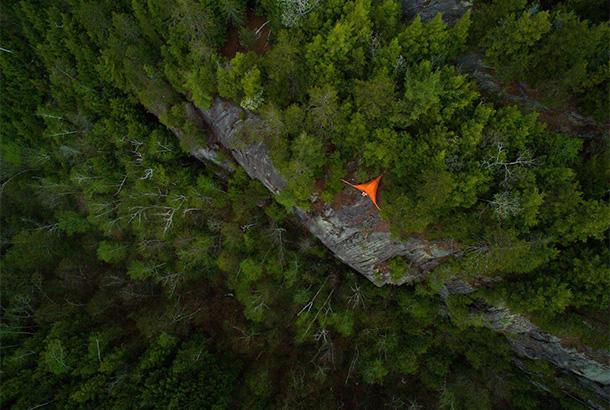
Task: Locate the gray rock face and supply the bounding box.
[440,279,610,408]
[457,53,608,140]
[295,204,457,286]
[185,98,610,408]
[483,304,610,408]
[201,100,287,194]
[201,98,458,286]
[143,0,607,404]
[191,146,236,172]
[181,3,608,400]
[403,0,472,24]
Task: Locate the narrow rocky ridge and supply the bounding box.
[194,97,609,408]
[403,0,473,24]
[456,53,608,141]
[408,1,608,140]
[139,2,609,406]
[443,279,610,409]
[201,98,459,286]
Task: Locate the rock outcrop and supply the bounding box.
[456,53,608,140]
[143,3,609,407]
[403,2,608,141]
[403,0,472,24]
[201,98,459,286]
[442,279,610,409]
[195,97,610,409]
[483,305,609,409]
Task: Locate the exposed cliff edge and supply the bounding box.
[191,97,609,409]
[443,279,610,409]
[403,0,473,24]
[407,1,608,140]
[139,3,609,407]
[201,98,459,287]
[456,53,608,141]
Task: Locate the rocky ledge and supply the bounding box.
[201,98,459,286]
[142,2,609,406]
[194,97,609,409]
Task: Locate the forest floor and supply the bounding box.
[221,12,271,58]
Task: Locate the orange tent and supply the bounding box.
[341,175,382,210]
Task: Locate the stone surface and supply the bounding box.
[484,304,610,407]
[197,97,610,409]
[403,0,607,141]
[457,53,608,140]
[191,145,236,172]
[402,0,472,24]
[158,0,609,402]
[201,98,459,286]
[167,97,610,408]
[441,278,610,408]
[202,99,287,195]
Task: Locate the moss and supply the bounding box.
[388,256,409,282]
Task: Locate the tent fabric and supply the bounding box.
[341,175,382,210]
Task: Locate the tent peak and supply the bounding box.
[341,175,382,210]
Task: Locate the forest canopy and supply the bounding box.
[1,0,608,409]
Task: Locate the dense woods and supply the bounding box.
[1,0,608,409]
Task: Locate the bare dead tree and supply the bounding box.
[298,277,328,316]
[481,142,535,186]
[231,325,260,348]
[377,333,392,360]
[139,168,153,180]
[485,191,521,220]
[167,300,203,323]
[114,175,127,196]
[370,32,380,57]
[250,291,269,318]
[269,225,286,266]
[101,274,125,288]
[36,112,64,120]
[129,139,144,165]
[347,282,366,310]
[33,222,60,234]
[254,20,270,38]
[156,141,174,153]
[0,169,34,197]
[159,272,182,297]
[72,174,101,184]
[303,288,334,337]
[465,242,490,255]
[278,0,320,27]
[47,129,82,137]
[394,54,406,75]
[157,207,177,235]
[93,336,102,362]
[345,346,359,384]
[91,201,119,219]
[313,327,335,367]
[47,341,69,371]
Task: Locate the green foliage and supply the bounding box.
[263,30,305,106]
[483,9,552,81]
[217,52,264,110]
[97,241,127,264]
[476,1,610,120]
[388,257,409,281]
[0,1,605,409]
[43,339,71,375]
[362,359,389,384]
[304,0,372,88]
[185,65,217,109]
